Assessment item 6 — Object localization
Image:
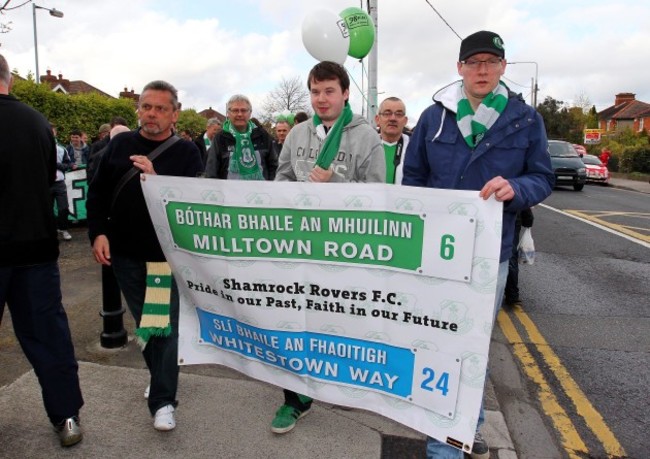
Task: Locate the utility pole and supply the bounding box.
[509,61,539,107]
[366,0,378,126]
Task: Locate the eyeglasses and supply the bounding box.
[379,111,406,119]
[228,108,251,115]
[461,58,503,70]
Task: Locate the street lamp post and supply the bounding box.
[509,61,539,107]
[32,4,64,83]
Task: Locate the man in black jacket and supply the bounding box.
[204,94,276,180]
[0,53,84,447]
[86,80,203,432]
[194,117,222,166]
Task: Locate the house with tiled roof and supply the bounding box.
[598,93,650,133]
[40,69,113,98]
[199,106,226,122]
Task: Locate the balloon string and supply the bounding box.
[346,63,370,107]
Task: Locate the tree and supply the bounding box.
[260,76,310,123]
[537,96,583,143]
[176,109,208,138]
[573,91,592,114]
[10,78,137,140]
[1,0,26,45]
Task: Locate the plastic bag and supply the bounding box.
[518,227,535,265]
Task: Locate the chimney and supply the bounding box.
[615,93,635,105]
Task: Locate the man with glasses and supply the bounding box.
[204,94,276,180]
[87,80,203,432]
[375,96,409,184]
[403,31,554,458]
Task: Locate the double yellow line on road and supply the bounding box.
[497,306,626,458]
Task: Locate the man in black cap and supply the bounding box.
[403,31,554,458]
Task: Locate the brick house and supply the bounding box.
[199,106,226,122]
[598,93,650,133]
[40,69,114,98]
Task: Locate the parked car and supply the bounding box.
[548,140,587,191]
[581,154,610,185]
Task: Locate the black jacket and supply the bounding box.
[194,131,209,166]
[86,129,203,261]
[0,94,59,266]
[204,127,276,180]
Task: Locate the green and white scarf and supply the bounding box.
[457,81,509,147]
[135,262,172,348]
[313,101,353,169]
[225,119,264,180]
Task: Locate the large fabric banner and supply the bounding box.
[64,168,88,221]
[141,175,502,453]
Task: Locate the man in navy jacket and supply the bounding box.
[403,31,554,459]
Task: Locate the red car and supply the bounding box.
[581,154,609,185]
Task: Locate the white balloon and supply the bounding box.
[301,9,349,65]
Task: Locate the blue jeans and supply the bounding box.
[425,260,509,458]
[0,262,84,425]
[111,254,179,415]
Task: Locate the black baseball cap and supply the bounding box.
[459,31,505,61]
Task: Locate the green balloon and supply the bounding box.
[340,7,375,59]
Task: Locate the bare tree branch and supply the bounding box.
[261,76,311,122]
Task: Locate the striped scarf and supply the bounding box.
[135,262,172,347]
[225,119,264,180]
[457,81,509,147]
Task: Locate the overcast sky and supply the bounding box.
[1,0,648,126]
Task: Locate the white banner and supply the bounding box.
[142,175,502,454]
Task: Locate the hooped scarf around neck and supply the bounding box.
[224,119,264,180]
[313,101,353,169]
[457,81,509,148]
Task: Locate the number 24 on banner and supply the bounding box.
[410,350,462,419]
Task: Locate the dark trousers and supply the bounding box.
[0,262,83,425]
[111,254,179,415]
[504,218,523,304]
[50,180,70,230]
[283,389,312,411]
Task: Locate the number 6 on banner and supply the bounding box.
[410,350,462,419]
[440,234,455,260]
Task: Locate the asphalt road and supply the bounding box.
[493,183,650,458]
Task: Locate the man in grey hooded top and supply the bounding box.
[275,62,384,184]
[272,61,384,434]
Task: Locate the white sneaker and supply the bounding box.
[144,385,150,399]
[58,230,72,241]
[153,404,175,431]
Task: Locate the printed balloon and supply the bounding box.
[340,7,375,59]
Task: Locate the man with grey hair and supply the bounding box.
[87,80,203,432]
[375,96,410,184]
[194,116,222,166]
[204,94,276,180]
[0,53,84,447]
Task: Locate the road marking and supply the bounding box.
[497,310,588,457]
[511,306,627,457]
[539,203,650,247]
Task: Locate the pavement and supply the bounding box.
[607,176,650,194]
[1,178,646,459]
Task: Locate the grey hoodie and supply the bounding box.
[275,114,385,183]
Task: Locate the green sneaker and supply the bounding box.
[271,404,310,434]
